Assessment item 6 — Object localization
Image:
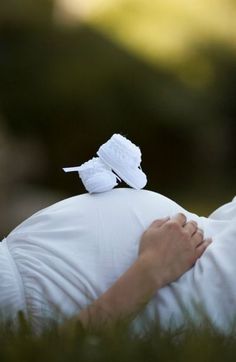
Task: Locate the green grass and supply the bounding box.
[1,314,236,362]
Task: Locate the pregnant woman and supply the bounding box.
[1,135,235,333]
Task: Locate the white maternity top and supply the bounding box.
[1,188,236,332]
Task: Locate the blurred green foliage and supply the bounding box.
[1,314,236,362]
[0,0,235,215]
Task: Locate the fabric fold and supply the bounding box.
[0,239,27,323]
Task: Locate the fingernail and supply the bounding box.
[172,212,186,219]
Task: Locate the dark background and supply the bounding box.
[0,0,235,238]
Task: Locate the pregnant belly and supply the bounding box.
[6,188,233,331]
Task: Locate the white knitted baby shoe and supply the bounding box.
[97,134,147,189]
[63,157,120,193]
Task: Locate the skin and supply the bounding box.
[61,213,212,332]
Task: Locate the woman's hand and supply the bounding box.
[72,214,211,331]
[138,213,212,288]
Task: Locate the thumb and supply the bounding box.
[150,216,170,229]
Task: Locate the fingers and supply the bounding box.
[195,238,212,258]
[192,228,204,246]
[150,217,170,228]
[171,213,187,226]
[150,214,212,261]
[183,220,198,236]
[151,213,186,229]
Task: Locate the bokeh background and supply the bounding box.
[0,0,235,238]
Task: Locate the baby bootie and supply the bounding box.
[97,134,147,190]
[63,157,120,194]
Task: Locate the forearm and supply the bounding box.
[61,214,209,333]
[77,256,161,330]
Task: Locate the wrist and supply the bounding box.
[76,255,164,330]
[136,253,164,291]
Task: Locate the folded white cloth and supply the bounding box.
[0,240,27,324]
[1,189,236,332]
[209,196,236,221]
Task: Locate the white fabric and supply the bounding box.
[1,188,236,332]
